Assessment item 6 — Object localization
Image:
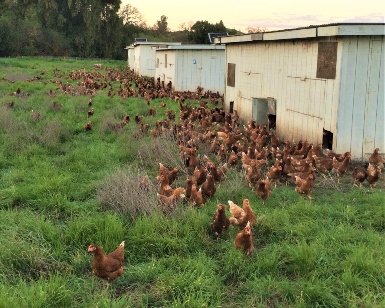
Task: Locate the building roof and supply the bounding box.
[132,42,182,47]
[156,44,225,51]
[214,23,385,44]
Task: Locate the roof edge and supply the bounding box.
[214,23,385,44]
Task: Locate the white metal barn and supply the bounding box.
[214,23,385,160]
[125,45,134,68]
[154,45,225,93]
[131,42,182,78]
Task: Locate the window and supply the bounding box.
[316,42,337,79]
[165,54,167,68]
[227,63,235,87]
[156,58,159,68]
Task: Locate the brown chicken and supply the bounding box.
[256,178,272,203]
[167,167,179,185]
[287,162,316,182]
[294,174,314,199]
[234,221,255,256]
[87,241,125,282]
[158,162,169,176]
[266,164,282,188]
[209,163,227,182]
[228,199,256,228]
[366,163,382,189]
[227,150,238,168]
[185,177,193,199]
[157,174,173,197]
[312,155,333,176]
[157,187,186,211]
[84,121,92,131]
[327,149,349,162]
[228,200,244,225]
[269,131,281,148]
[188,183,204,207]
[52,101,62,110]
[352,165,367,188]
[158,163,178,185]
[369,148,384,170]
[209,137,220,153]
[185,152,201,171]
[211,204,230,238]
[332,152,351,183]
[282,156,297,185]
[201,174,216,200]
[244,165,261,190]
[306,144,323,159]
[192,166,207,186]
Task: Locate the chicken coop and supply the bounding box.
[128,41,182,78]
[154,45,225,93]
[124,45,134,69]
[214,23,385,160]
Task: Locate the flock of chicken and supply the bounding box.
[84,71,382,284]
[151,98,383,207]
[150,103,383,260]
[20,66,380,284]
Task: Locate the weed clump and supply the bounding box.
[97,167,158,219]
[137,134,187,176]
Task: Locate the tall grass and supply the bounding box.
[0,57,384,307]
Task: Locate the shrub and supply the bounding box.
[137,134,187,176]
[97,167,158,219]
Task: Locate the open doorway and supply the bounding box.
[252,98,268,126]
[322,128,333,150]
[252,97,276,128]
[229,101,234,113]
[267,114,276,130]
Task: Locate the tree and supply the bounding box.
[178,21,194,32]
[188,20,227,44]
[246,26,266,33]
[118,4,144,26]
[154,15,169,35]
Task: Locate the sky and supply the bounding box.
[121,0,384,32]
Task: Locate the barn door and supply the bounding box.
[252,98,268,126]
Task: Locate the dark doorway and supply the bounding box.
[268,114,276,130]
[229,101,234,113]
[322,129,333,149]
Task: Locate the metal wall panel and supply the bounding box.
[364,40,383,155]
[374,41,385,154]
[225,39,341,151]
[337,36,385,159]
[156,49,225,93]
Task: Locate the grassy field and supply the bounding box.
[0,57,384,308]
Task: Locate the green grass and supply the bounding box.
[0,57,384,307]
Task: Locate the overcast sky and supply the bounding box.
[121,0,384,32]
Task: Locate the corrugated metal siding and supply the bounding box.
[155,50,175,88]
[127,48,135,68]
[225,36,384,160]
[141,46,156,78]
[157,49,225,93]
[225,39,340,147]
[133,45,156,78]
[133,46,141,75]
[337,36,384,159]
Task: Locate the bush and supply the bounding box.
[97,167,158,219]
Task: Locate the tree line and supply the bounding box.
[0,1,265,59]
